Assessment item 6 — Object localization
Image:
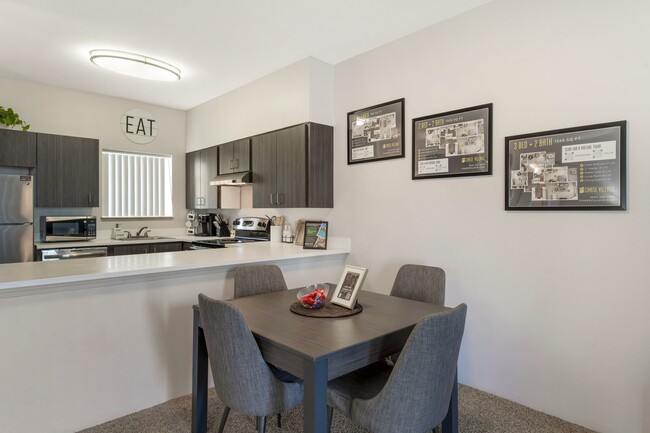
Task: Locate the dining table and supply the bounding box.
[191,287,458,433]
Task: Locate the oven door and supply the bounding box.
[40,247,108,261]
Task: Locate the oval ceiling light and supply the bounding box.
[89,49,181,81]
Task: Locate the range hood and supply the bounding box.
[209,171,252,186]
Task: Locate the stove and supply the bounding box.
[190,217,270,249]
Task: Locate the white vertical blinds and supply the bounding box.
[102,150,173,217]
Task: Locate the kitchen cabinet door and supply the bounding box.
[251,132,277,207]
[36,133,99,207]
[185,150,201,209]
[0,129,37,168]
[149,242,183,253]
[251,123,332,208]
[201,146,220,209]
[275,124,307,207]
[112,244,150,256]
[218,138,251,174]
[306,123,333,208]
[186,147,220,209]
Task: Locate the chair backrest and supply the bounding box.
[234,264,288,298]
[198,293,290,416]
[353,303,467,433]
[390,264,445,305]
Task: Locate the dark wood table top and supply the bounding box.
[226,288,449,379]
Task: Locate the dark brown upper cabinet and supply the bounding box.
[36,133,99,207]
[185,146,220,209]
[218,138,251,174]
[251,122,332,208]
[0,129,37,168]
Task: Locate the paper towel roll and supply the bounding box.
[270,226,282,243]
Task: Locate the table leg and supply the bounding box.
[303,357,328,433]
[441,370,458,433]
[192,308,209,433]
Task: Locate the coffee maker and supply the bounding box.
[195,213,217,236]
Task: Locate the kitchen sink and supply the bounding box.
[117,236,175,241]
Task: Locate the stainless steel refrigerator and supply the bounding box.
[0,174,34,263]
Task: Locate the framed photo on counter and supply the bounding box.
[348,98,405,164]
[331,265,367,309]
[412,103,492,180]
[505,120,626,211]
[302,221,328,249]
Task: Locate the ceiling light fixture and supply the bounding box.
[89,49,181,81]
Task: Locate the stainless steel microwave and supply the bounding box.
[40,216,97,242]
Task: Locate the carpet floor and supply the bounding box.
[79,385,596,433]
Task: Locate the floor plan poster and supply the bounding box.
[348,98,404,164]
[506,121,626,210]
[412,104,492,179]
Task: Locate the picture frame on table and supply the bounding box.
[302,221,328,250]
[331,265,368,309]
[347,98,405,164]
[412,103,493,180]
[505,120,626,211]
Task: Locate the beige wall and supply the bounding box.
[0,76,187,237]
[185,57,333,153]
[329,1,650,433]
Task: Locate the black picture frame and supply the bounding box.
[505,121,627,211]
[302,221,328,249]
[347,98,405,164]
[412,103,492,179]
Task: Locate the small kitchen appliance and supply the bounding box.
[40,215,97,242]
[195,213,217,237]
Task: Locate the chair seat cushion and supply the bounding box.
[327,361,392,415]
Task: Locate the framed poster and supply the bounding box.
[412,103,492,179]
[331,265,368,309]
[348,98,405,164]
[302,221,328,249]
[506,121,626,210]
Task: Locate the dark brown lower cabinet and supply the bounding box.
[110,242,183,256]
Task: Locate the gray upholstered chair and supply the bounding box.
[327,303,467,433]
[198,294,303,433]
[390,264,445,305]
[234,264,288,298]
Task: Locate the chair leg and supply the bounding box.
[218,407,230,433]
[328,406,334,432]
[277,412,282,428]
[257,415,266,433]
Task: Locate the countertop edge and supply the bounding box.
[0,242,350,299]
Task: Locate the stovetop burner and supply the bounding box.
[191,237,267,249]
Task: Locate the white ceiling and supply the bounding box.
[0,0,493,110]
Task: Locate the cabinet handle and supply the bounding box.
[269,193,275,205]
[228,159,233,169]
[233,158,239,169]
[277,192,283,205]
[88,193,91,205]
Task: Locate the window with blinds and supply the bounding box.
[102,150,173,218]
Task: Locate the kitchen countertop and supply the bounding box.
[0,240,350,298]
[33,235,229,249]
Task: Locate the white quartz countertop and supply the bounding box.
[0,241,350,298]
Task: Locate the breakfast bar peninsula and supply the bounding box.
[0,240,349,433]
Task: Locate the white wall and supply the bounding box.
[0,76,187,237]
[185,57,334,152]
[329,1,650,432]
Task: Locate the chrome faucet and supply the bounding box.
[136,226,149,237]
